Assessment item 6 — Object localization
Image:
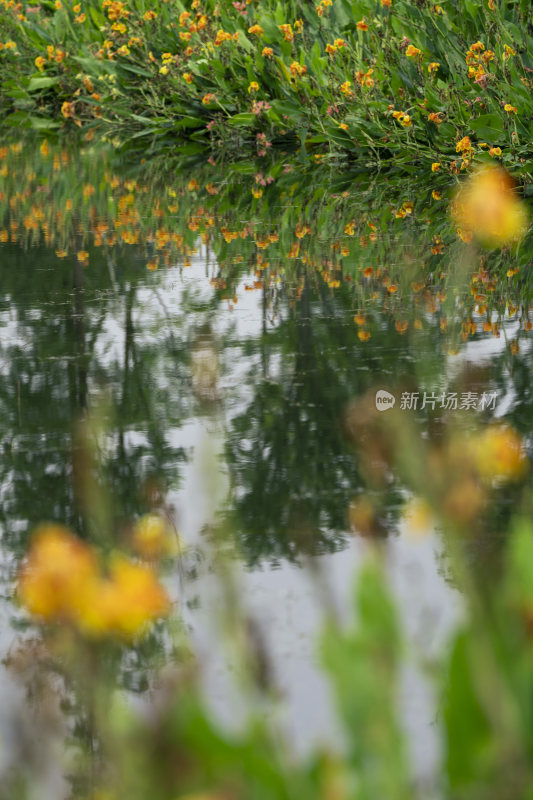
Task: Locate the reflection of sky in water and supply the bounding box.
[1,239,523,794]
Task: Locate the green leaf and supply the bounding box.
[470,113,505,142]
[27,76,60,92]
[228,112,256,126]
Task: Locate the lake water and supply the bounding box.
[0,136,531,797]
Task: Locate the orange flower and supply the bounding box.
[279,23,294,41]
[61,101,75,118]
[456,135,471,153]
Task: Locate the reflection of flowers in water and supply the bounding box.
[451,166,528,247]
[18,525,169,639]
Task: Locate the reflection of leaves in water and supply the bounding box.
[225,280,410,564]
[0,242,188,556]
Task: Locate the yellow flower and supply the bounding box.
[159,65,169,75]
[77,250,89,262]
[456,135,472,153]
[182,72,193,83]
[470,425,527,482]
[18,526,170,640]
[279,23,294,41]
[356,19,368,30]
[504,103,517,114]
[143,10,157,19]
[214,30,232,45]
[202,93,216,104]
[290,61,306,77]
[248,80,259,93]
[81,555,169,639]
[340,80,353,96]
[428,61,440,73]
[117,44,130,56]
[431,162,440,172]
[131,514,182,560]
[248,24,263,35]
[489,146,502,157]
[432,190,441,200]
[252,186,263,198]
[261,46,274,57]
[406,44,421,58]
[451,166,528,246]
[34,56,46,71]
[17,525,99,622]
[61,101,75,118]
[428,112,442,125]
[503,44,515,60]
[358,330,371,341]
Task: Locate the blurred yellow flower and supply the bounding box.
[279,23,293,41]
[471,425,528,483]
[451,166,528,246]
[18,525,99,621]
[132,514,182,560]
[81,555,169,638]
[18,526,170,639]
